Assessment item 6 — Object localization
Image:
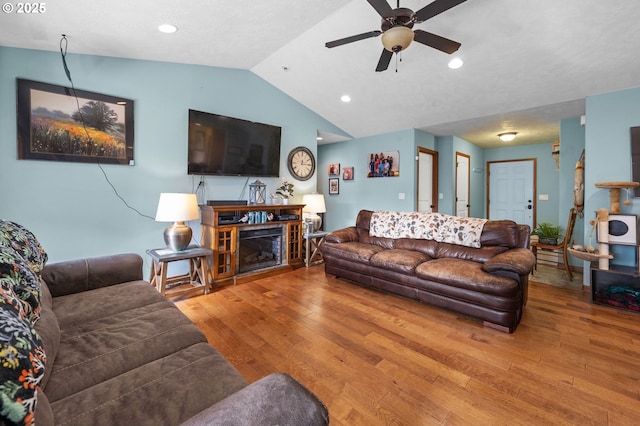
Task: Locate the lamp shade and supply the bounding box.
[302,193,326,234]
[382,26,414,53]
[302,193,326,214]
[155,193,200,222]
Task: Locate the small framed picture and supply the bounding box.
[367,151,399,178]
[328,163,340,176]
[329,178,339,194]
[342,166,354,180]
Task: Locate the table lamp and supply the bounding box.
[155,193,200,251]
[302,193,326,233]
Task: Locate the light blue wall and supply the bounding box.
[559,117,586,264]
[584,86,640,268]
[318,129,416,232]
[3,45,611,274]
[435,136,455,215]
[0,46,345,264]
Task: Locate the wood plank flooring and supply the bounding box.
[174,265,640,425]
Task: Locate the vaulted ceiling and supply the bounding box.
[2,0,639,147]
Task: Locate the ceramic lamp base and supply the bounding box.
[164,221,192,251]
[307,213,322,233]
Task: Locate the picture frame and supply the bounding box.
[17,78,135,165]
[342,166,354,180]
[329,177,339,194]
[367,151,399,178]
[328,163,340,176]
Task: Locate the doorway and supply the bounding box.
[456,152,470,217]
[487,159,536,229]
[417,147,438,212]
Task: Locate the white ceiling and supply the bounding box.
[2,0,639,148]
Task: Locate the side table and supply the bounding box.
[146,246,213,296]
[303,231,329,267]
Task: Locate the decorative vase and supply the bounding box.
[281,198,289,205]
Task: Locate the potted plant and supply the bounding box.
[534,222,563,245]
[275,179,294,204]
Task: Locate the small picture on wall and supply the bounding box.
[329,178,339,194]
[342,166,354,180]
[328,163,340,176]
[367,151,399,178]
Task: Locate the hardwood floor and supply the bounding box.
[174,265,640,425]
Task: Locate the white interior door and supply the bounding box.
[418,148,437,212]
[488,160,534,228]
[456,152,470,217]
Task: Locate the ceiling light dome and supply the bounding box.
[158,24,178,34]
[498,132,518,142]
[382,26,414,53]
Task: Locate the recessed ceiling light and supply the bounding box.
[317,136,323,141]
[158,24,178,34]
[448,57,464,69]
[341,95,351,103]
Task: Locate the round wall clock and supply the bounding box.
[287,146,316,181]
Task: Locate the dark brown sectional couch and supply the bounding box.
[0,220,328,425]
[321,210,536,333]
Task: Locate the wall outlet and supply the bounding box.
[398,192,405,200]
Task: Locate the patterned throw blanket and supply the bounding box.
[369,211,488,248]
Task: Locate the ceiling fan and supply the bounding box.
[325,0,467,72]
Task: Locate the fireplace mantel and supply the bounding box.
[200,204,304,286]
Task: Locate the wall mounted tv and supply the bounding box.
[188,109,281,177]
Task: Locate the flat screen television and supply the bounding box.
[188,109,281,177]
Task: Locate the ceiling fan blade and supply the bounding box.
[413,29,461,54]
[367,0,393,18]
[375,49,393,72]
[415,0,467,22]
[325,30,382,48]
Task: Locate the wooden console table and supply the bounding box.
[200,204,304,285]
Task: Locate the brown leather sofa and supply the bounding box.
[321,210,536,333]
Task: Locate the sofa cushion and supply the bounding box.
[33,302,59,390]
[46,281,209,401]
[34,280,59,389]
[370,249,431,274]
[356,228,395,249]
[479,220,520,248]
[0,220,48,274]
[35,390,54,426]
[321,241,385,264]
[0,294,46,426]
[415,258,519,298]
[182,373,329,426]
[0,247,42,325]
[52,279,164,329]
[394,238,438,258]
[49,342,248,426]
[435,243,508,263]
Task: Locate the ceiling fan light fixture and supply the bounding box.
[498,132,518,142]
[382,26,414,53]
